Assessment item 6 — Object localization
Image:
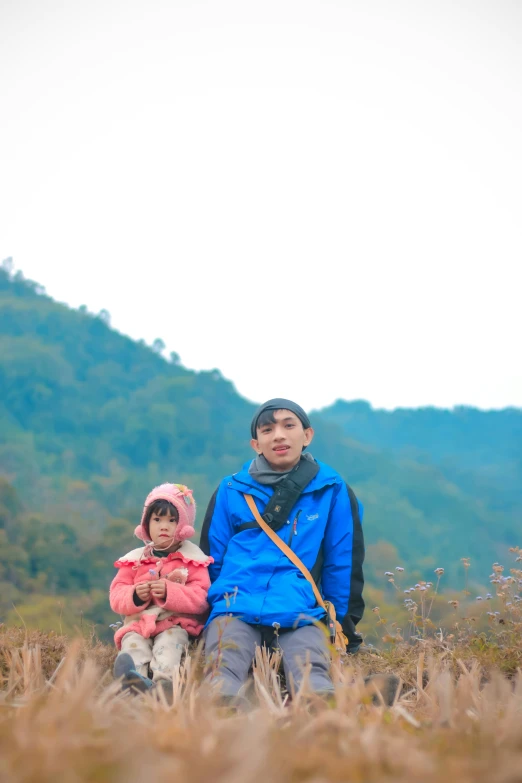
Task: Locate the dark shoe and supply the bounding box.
[153,679,174,704]
[348,643,379,655]
[113,653,154,694]
[364,674,401,706]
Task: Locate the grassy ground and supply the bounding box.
[1,618,522,783]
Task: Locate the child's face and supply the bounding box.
[250,409,314,472]
[148,511,178,548]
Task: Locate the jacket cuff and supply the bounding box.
[133,590,148,607]
[155,580,181,610]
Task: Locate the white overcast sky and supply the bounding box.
[1,0,521,411]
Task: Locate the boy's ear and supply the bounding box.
[250,438,262,455]
[303,427,314,447]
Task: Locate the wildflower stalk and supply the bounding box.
[427,568,444,618]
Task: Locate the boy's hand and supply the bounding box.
[135,582,151,602]
[150,579,167,599]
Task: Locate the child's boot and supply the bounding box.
[113,652,154,694]
[153,679,174,704]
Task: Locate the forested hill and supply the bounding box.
[318,400,522,509]
[0,263,255,512]
[0,263,520,636]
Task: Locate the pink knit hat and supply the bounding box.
[134,483,196,544]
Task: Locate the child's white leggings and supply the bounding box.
[120,626,189,680]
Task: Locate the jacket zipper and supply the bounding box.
[287,510,302,549]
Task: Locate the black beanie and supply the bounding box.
[250,398,311,438]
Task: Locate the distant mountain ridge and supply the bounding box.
[318,399,522,510]
[0,263,520,633]
[318,398,521,465]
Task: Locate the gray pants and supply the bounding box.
[203,617,334,697]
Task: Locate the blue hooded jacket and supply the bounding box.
[199,460,365,641]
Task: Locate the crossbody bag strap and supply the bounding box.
[244,493,325,610]
[260,458,320,532]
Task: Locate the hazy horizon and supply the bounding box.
[3,256,520,415]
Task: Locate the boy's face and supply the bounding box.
[250,409,314,472]
[149,511,178,549]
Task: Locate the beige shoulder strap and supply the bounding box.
[244,493,325,610]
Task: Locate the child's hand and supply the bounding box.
[135,582,151,602]
[150,579,167,599]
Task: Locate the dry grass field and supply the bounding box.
[1,617,521,783]
[1,550,521,783]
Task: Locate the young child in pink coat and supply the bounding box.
[110,482,212,691]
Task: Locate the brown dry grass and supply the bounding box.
[1,623,522,783]
[0,624,117,684]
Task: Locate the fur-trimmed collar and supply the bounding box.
[116,539,212,567]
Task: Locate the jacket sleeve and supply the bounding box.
[199,487,218,555]
[109,567,151,615]
[321,482,365,647]
[155,566,210,614]
[346,484,365,626]
[199,482,234,583]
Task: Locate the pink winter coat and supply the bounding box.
[109,540,213,649]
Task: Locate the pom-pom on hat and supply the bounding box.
[134,483,196,544]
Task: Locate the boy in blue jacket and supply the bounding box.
[200,398,365,698]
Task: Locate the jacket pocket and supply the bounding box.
[294,572,317,611]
